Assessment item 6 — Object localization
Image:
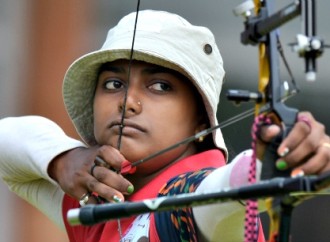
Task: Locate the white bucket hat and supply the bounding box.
[63,9,227,158]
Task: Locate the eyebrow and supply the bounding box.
[145,67,191,84]
[100,63,172,73]
[98,64,125,74]
[142,66,184,77]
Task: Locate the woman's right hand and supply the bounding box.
[48,145,134,204]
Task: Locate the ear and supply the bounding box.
[195,123,208,143]
[195,123,208,134]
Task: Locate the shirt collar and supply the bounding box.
[129,149,226,201]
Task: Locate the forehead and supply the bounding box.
[98,59,190,80]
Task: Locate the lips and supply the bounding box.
[109,119,147,133]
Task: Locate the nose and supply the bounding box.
[118,87,142,117]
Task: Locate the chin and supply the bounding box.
[96,135,121,147]
[120,148,148,163]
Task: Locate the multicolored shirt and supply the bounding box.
[154,168,215,242]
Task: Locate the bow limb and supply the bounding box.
[256,43,268,115]
[254,0,268,117]
[254,0,267,115]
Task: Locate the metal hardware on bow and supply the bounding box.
[230,0,327,241]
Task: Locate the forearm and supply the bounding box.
[193,150,262,241]
[0,116,86,228]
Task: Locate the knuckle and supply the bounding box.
[97,145,108,156]
[318,122,325,132]
[65,181,76,193]
[306,140,317,152]
[94,168,109,182]
[87,179,98,191]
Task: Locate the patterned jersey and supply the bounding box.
[154,168,215,242]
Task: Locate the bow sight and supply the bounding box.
[227,0,327,107]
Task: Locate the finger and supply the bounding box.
[320,161,330,174]
[90,166,134,195]
[316,142,330,174]
[94,156,113,170]
[295,153,327,176]
[78,192,99,206]
[78,192,90,206]
[63,173,95,204]
[97,146,126,170]
[76,170,128,205]
[286,139,330,175]
[277,112,317,160]
[86,176,127,203]
[278,139,315,169]
[280,117,325,167]
[90,181,125,203]
[277,118,312,158]
[258,124,281,143]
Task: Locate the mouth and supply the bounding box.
[109,119,147,134]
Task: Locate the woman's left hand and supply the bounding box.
[258,111,330,176]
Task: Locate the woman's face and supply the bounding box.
[93,60,206,174]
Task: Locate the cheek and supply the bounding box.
[151,100,199,138]
[174,98,199,127]
[93,97,111,138]
[93,92,116,118]
[93,101,102,139]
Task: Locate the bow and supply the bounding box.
[229,0,326,241]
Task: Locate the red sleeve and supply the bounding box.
[62,194,105,242]
[62,194,82,242]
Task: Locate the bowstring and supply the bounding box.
[116,0,141,239]
[117,0,141,150]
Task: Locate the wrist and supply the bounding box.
[48,147,91,183]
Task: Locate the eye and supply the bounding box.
[149,82,172,92]
[104,79,124,90]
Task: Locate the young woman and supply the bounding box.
[0,10,329,242]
